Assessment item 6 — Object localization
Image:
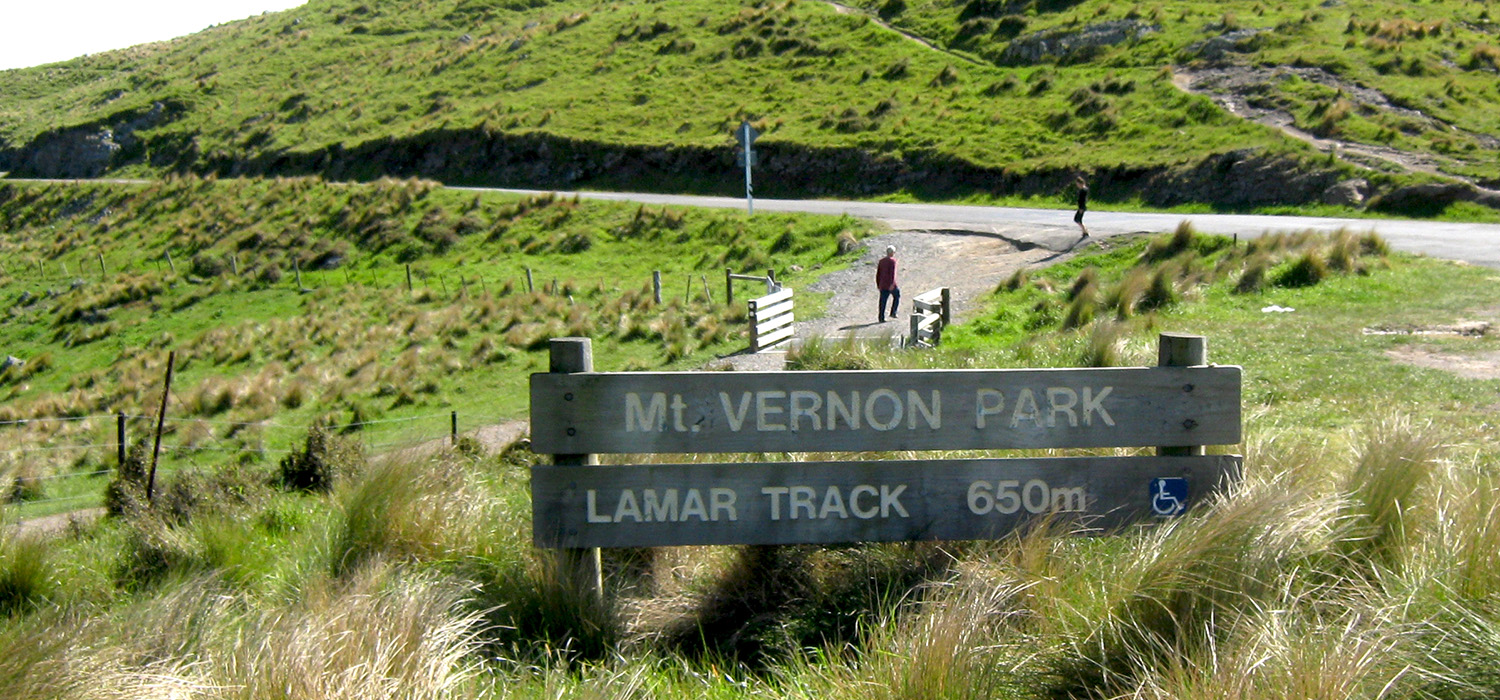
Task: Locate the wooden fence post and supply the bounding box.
[117,412,126,470]
[652,270,662,304]
[1158,333,1207,457]
[406,264,413,292]
[940,288,952,328]
[725,268,734,306]
[526,267,535,293]
[147,350,176,502]
[165,251,176,275]
[548,338,603,600]
[98,253,106,277]
[451,411,458,446]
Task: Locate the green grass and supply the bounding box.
[12,0,1500,210]
[6,227,1500,697]
[0,177,875,517]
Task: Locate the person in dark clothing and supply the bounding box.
[876,245,900,323]
[1074,176,1090,238]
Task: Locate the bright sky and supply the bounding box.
[0,0,309,71]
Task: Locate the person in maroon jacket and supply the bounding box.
[876,245,900,323]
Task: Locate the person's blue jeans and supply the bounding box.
[879,287,900,322]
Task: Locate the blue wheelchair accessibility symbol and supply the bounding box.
[1150,478,1188,517]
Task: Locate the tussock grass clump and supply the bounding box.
[1047,474,1333,696]
[651,543,950,669]
[333,452,497,573]
[1337,415,1444,575]
[0,532,52,615]
[787,334,891,370]
[1061,292,1095,330]
[1235,253,1271,294]
[1274,250,1329,288]
[1079,322,1126,367]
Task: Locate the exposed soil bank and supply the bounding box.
[4,121,1361,209]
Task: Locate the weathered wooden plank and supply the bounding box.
[913,289,943,305]
[755,324,794,350]
[530,366,1241,454]
[754,311,795,335]
[532,455,1242,548]
[753,298,794,321]
[749,287,794,309]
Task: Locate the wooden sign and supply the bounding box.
[532,455,1243,548]
[530,366,1241,454]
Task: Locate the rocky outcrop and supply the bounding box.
[0,101,179,178]
[1369,181,1500,214]
[2,118,1368,209]
[1322,179,1369,207]
[1183,29,1268,62]
[1131,149,1343,208]
[1002,20,1157,64]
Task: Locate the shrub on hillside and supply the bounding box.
[190,252,227,278]
[278,422,364,492]
[104,439,153,517]
[158,463,272,526]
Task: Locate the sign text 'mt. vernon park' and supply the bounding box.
[530,367,1242,454]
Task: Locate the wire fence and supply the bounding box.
[1,409,476,513]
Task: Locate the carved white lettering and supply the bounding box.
[613,490,641,522]
[587,490,612,523]
[710,488,738,521]
[1047,387,1078,428]
[643,489,678,522]
[1083,387,1115,426]
[907,390,941,430]
[975,389,1005,429]
[681,489,708,521]
[880,484,909,518]
[757,391,788,431]
[670,394,688,432]
[762,486,789,520]
[827,391,861,430]
[720,392,753,432]
[819,486,849,519]
[790,390,823,431]
[624,392,666,432]
[1010,388,1042,427]
[865,389,903,431]
[850,485,879,519]
[789,486,817,519]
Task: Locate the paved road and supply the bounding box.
[461,187,1500,269]
[13,179,1500,267]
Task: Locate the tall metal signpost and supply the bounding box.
[735,121,759,215]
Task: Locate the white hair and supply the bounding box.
[885,245,896,255]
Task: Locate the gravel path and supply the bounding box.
[718,224,1080,369]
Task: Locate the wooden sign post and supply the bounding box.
[529,334,1242,551]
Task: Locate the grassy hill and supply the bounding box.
[0,176,872,515]
[9,1,1500,697]
[4,0,1500,209]
[7,224,1500,698]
